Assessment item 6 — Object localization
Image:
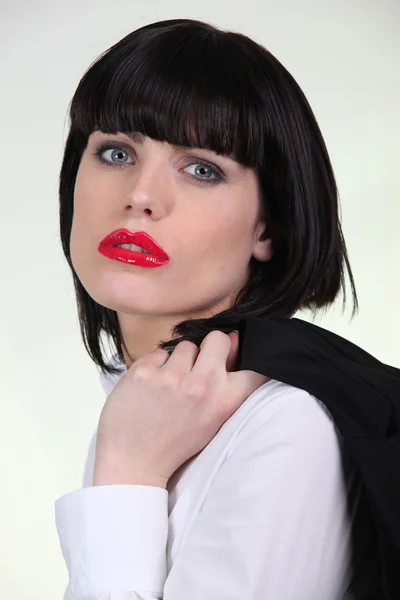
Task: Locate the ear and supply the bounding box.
[252,221,274,262]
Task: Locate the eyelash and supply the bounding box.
[91,143,225,186]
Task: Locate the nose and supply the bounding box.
[124,159,171,219]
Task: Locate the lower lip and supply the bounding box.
[98,246,169,268]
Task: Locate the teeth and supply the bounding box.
[115,243,150,253]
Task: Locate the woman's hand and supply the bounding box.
[93,330,269,488]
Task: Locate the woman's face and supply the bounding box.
[71,130,272,321]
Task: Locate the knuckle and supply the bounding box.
[161,371,181,389]
[176,340,199,352]
[208,329,229,342]
[133,364,154,382]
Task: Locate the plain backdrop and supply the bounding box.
[1,1,399,598]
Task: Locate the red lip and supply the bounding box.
[98,229,170,268]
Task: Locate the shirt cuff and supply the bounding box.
[55,485,169,597]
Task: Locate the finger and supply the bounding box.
[161,340,200,374]
[191,330,235,377]
[133,347,171,369]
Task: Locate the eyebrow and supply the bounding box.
[120,131,236,161]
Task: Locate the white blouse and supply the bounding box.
[55,355,377,599]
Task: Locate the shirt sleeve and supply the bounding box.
[55,388,353,600]
[55,485,169,600]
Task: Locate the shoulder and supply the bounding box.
[227,379,342,460]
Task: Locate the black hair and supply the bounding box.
[59,18,358,375]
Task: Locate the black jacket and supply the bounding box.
[236,316,400,599]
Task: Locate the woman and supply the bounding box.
[55,18,393,599]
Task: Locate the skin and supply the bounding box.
[71,129,273,368]
[92,330,270,488]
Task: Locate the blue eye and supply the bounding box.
[183,162,221,184]
[91,143,225,186]
[94,146,133,165]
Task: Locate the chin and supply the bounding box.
[89,291,146,313]
[89,286,164,315]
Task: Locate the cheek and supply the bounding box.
[70,192,88,255]
[70,177,99,265]
[73,169,93,217]
[197,206,253,257]
[69,211,85,274]
[72,168,108,234]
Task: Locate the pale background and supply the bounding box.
[1,0,399,598]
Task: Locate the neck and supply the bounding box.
[118,312,181,369]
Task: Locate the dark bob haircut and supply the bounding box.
[59,18,358,376]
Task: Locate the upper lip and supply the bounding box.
[99,229,170,260]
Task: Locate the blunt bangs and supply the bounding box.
[70,20,280,170]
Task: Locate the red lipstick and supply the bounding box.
[98,229,170,268]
